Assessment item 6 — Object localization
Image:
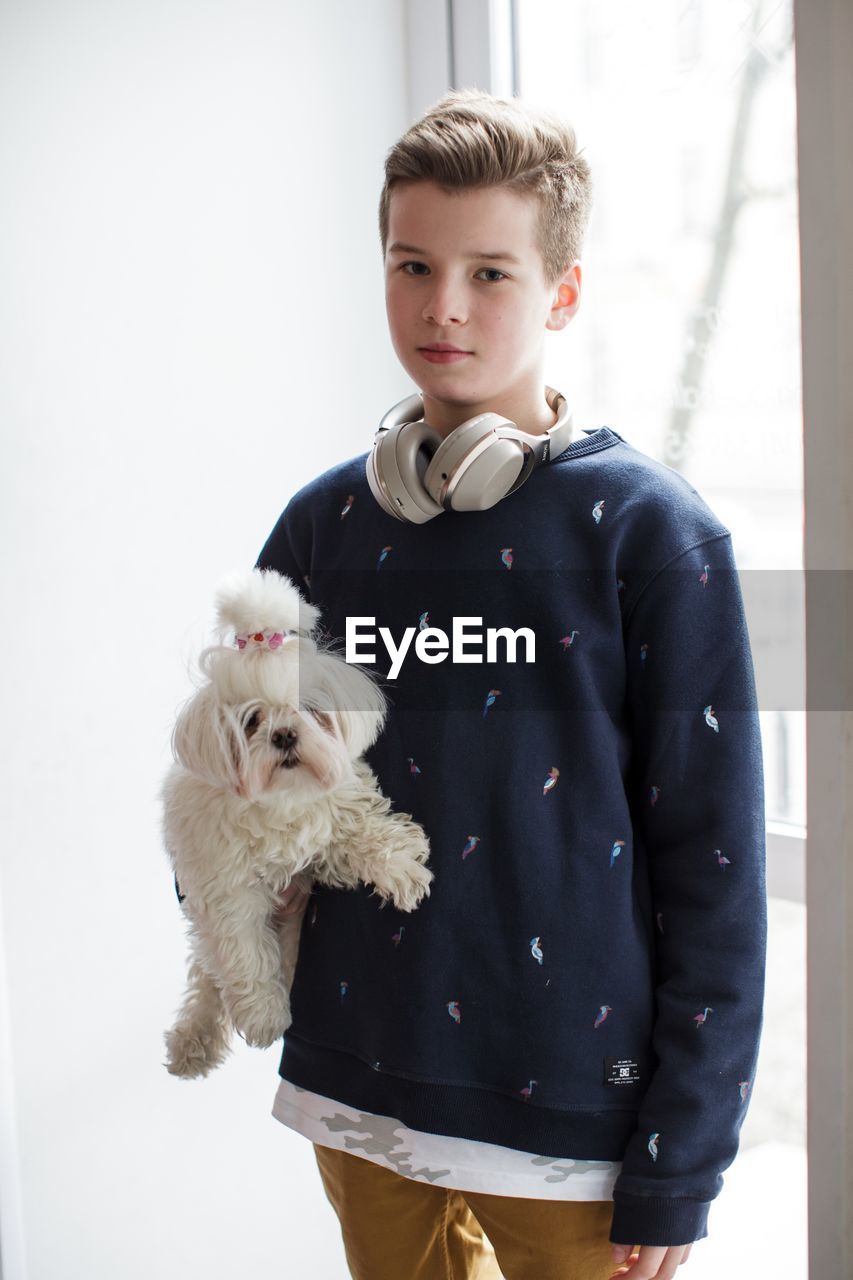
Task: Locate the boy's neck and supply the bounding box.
[422,388,560,442]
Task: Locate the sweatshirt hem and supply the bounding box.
[278,1030,639,1161]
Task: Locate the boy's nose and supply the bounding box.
[422,292,466,326]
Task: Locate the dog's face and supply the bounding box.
[231,698,344,799]
[172,640,388,805]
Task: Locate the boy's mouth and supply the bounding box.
[419,345,473,364]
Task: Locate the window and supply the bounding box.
[516,2,807,1270]
[519,0,803,821]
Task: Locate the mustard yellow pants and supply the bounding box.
[313,1143,625,1280]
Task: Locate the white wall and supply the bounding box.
[0,2,413,1275]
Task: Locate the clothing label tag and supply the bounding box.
[603,1057,643,1087]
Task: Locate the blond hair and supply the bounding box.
[378,88,593,288]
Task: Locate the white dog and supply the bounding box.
[161,567,433,1079]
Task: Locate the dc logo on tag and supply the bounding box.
[603,1057,643,1087]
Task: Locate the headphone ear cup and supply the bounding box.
[396,418,445,487]
[372,419,446,522]
[423,414,523,512]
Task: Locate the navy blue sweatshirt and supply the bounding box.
[255,425,767,1248]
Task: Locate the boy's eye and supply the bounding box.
[399,261,506,283]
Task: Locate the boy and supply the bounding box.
[258,89,766,1280]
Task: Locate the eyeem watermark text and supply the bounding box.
[346,616,537,679]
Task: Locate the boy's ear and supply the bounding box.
[549,263,582,329]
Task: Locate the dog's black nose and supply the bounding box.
[271,728,298,751]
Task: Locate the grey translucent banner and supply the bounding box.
[277,567,827,714]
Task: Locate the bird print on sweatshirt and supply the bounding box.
[543,767,560,796]
[609,839,627,868]
[699,564,710,587]
[704,704,720,732]
[418,610,430,630]
[594,1006,612,1028]
[483,689,501,717]
[500,547,513,570]
[648,1133,660,1162]
[340,495,354,520]
[461,836,480,861]
[447,1001,462,1024]
[519,1080,538,1100]
[559,630,579,649]
[529,936,544,965]
[376,545,392,571]
[407,757,422,776]
[715,849,732,869]
[592,499,605,524]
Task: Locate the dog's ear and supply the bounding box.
[308,651,388,758]
[171,685,247,794]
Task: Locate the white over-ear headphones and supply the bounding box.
[366,384,574,524]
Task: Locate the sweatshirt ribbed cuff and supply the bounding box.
[609,1193,711,1248]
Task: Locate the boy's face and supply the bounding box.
[384,179,581,438]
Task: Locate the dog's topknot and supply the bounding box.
[213,568,321,642]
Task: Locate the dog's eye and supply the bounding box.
[244,710,262,735]
[309,708,333,733]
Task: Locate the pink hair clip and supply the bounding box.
[234,628,298,651]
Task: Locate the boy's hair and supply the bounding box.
[378,89,593,289]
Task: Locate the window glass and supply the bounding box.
[517,6,806,1268]
[519,0,803,829]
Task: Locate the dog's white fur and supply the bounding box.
[161,567,432,1079]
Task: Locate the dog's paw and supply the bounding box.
[395,825,431,867]
[230,986,293,1048]
[164,1023,231,1079]
[372,853,434,913]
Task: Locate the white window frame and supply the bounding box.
[403,0,517,120]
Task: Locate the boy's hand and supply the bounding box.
[271,879,311,924]
[609,1241,693,1279]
